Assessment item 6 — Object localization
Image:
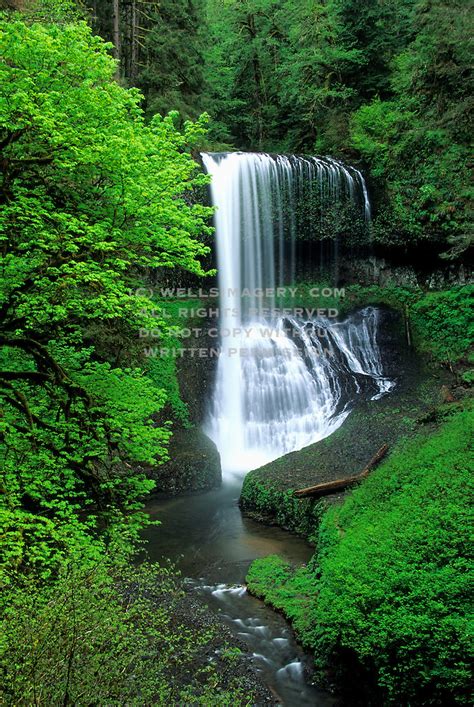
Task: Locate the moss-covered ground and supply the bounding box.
[246,403,473,705]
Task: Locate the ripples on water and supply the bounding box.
[144,483,339,705]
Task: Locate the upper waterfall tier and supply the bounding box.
[202,151,370,318]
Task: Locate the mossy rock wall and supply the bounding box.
[176,313,218,425]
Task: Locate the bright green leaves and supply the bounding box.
[77,362,171,465]
[0,17,213,304]
[0,13,213,578]
[0,560,257,704]
[312,406,474,703]
[246,405,474,704]
[350,100,406,178]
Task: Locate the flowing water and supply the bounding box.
[145,152,394,704]
[201,152,391,476]
[144,482,338,706]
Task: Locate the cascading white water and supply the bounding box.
[202,152,392,476]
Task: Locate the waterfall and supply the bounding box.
[202,152,392,476]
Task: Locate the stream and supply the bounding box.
[143,480,339,706]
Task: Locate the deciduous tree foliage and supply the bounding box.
[350,0,473,256]
[0,8,213,576]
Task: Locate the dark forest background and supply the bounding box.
[92,0,473,261]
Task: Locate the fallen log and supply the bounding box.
[293,444,389,499]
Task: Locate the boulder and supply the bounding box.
[148,428,221,494]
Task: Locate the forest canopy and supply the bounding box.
[91,0,472,259]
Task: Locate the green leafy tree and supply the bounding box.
[275,0,364,152]
[330,0,415,99]
[202,0,471,259]
[351,0,473,255]
[0,8,213,576]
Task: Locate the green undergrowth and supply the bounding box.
[243,283,473,703]
[246,403,474,705]
[1,558,257,706]
[343,284,473,365]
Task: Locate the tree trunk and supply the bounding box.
[293,444,389,499]
[113,0,121,75]
[130,0,138,82]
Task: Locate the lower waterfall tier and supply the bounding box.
[206,306,395,475]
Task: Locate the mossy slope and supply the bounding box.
[240,334,451,538]
[247,404,474,704]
